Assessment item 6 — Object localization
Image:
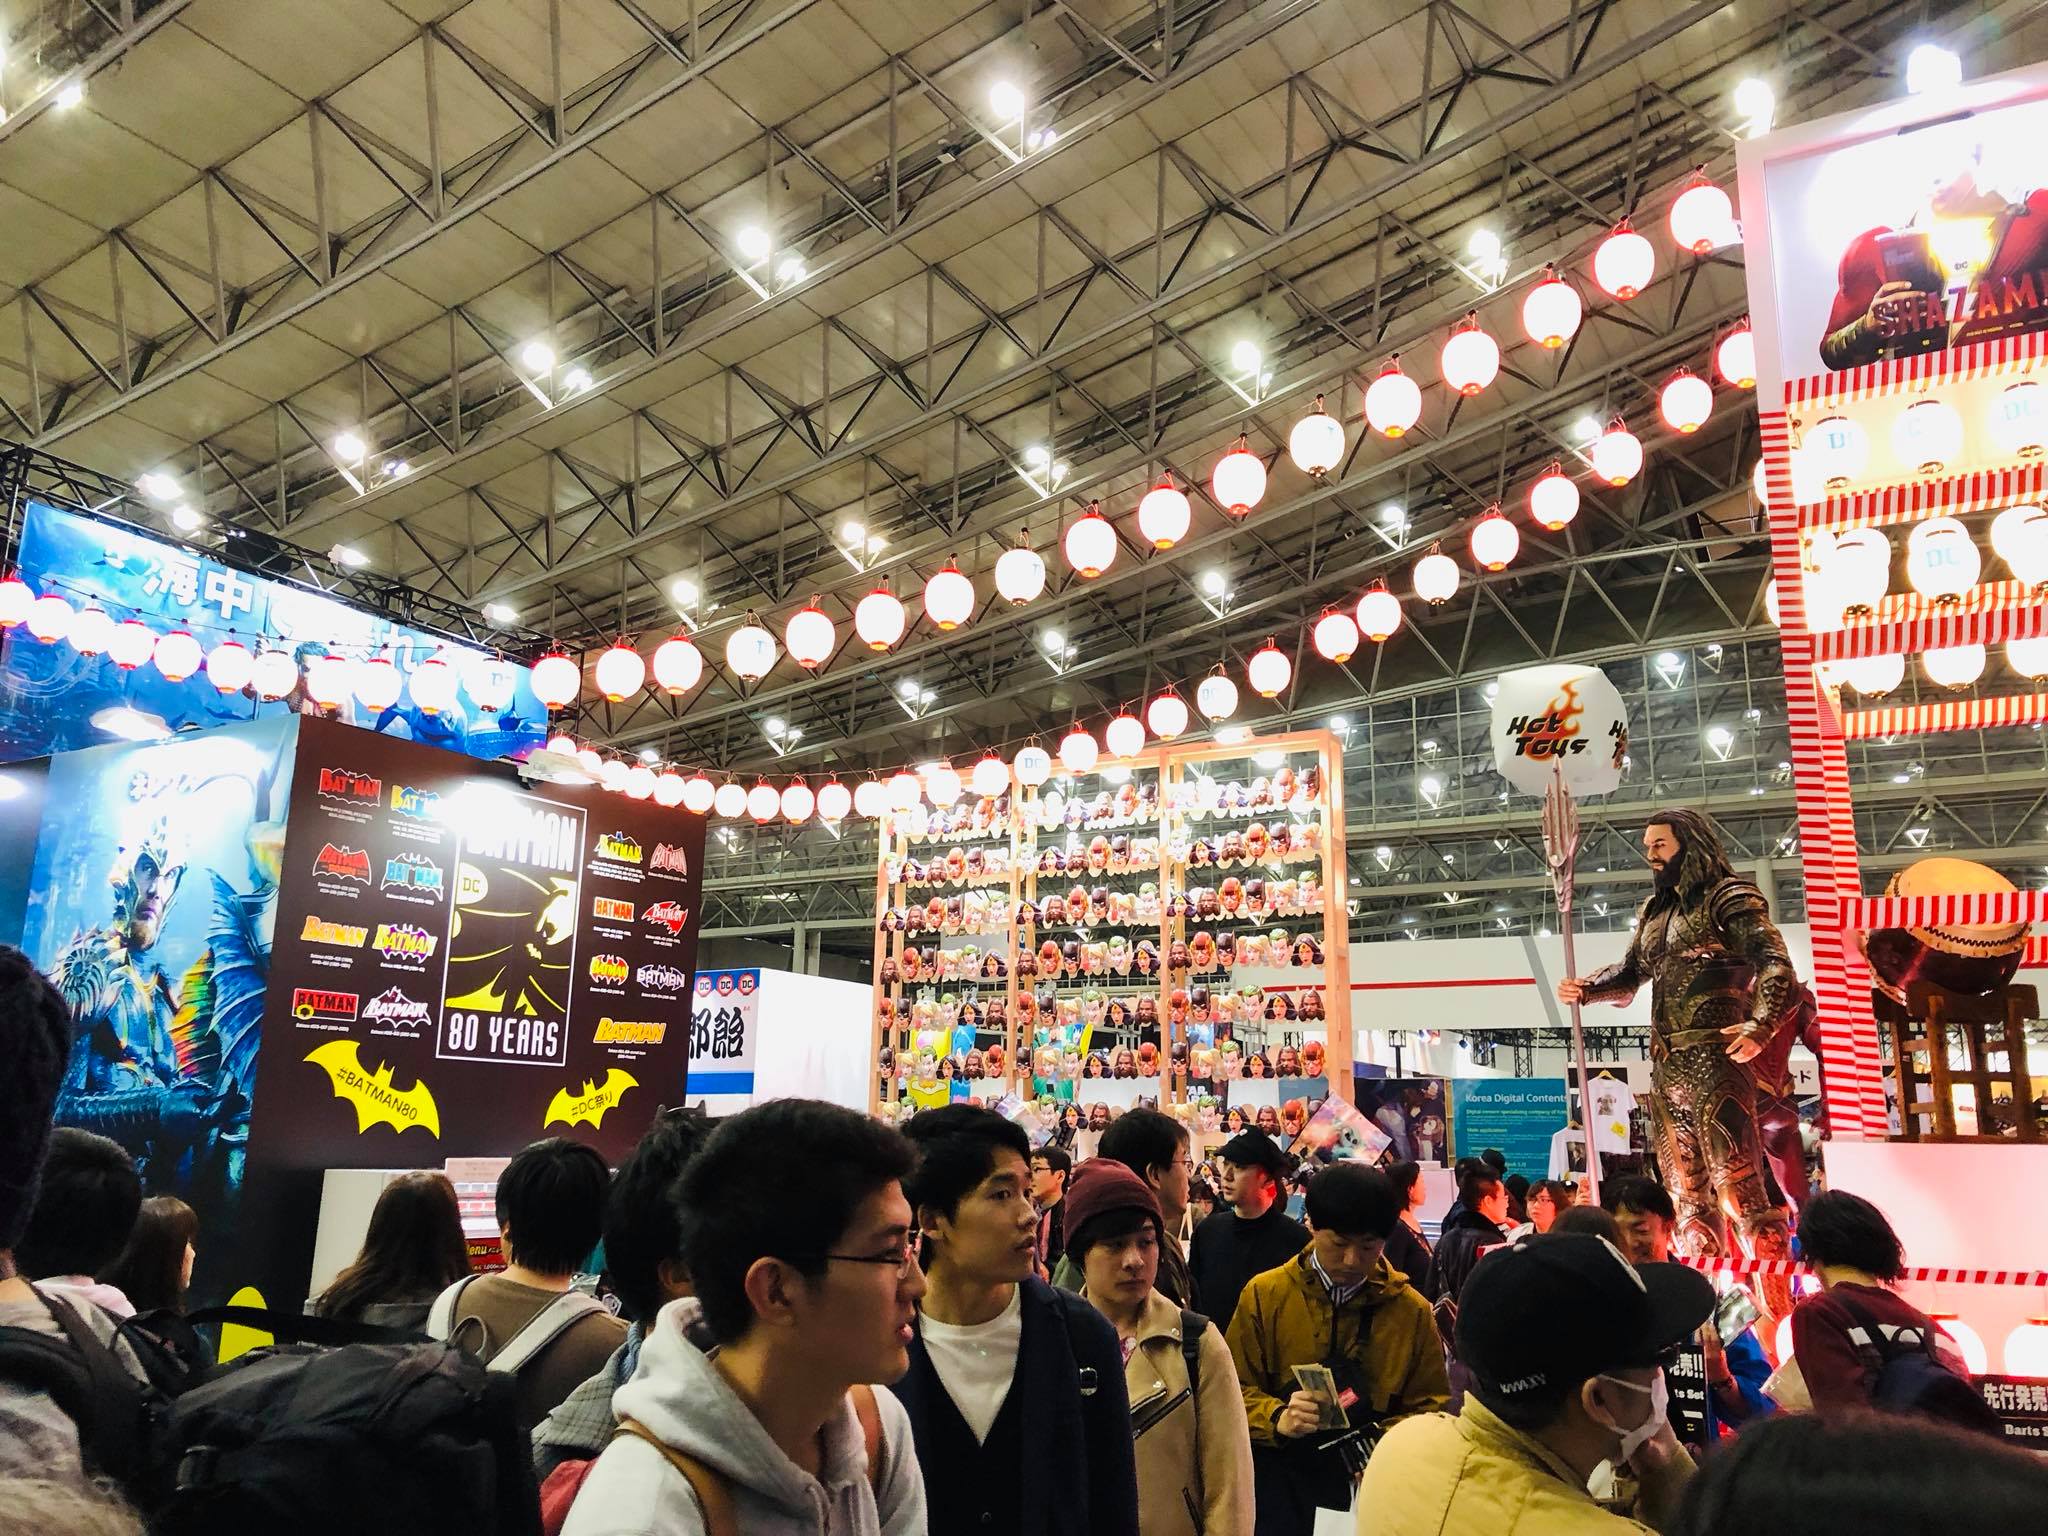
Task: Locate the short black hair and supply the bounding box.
[1480,1148,1508,1176]
[1796,1190,1904,1282]
[1304,1164,1399,1239]
[1031,1145,1071,1178]
[1504,1174,1530,1202]
[1551,1204,1623,1244]
[496,1137,611,1275]
[1456,1162,1502,1209]
[1602,1176,1676,1225]
[677,1099,915,1343]
[901,1104,1030,1223]
[603,1110,714,1322]
[1385,1161,1423,1201]
[1067,1206,1160,1266]
[0,946,74,1253]
[17,1129,141,1280]
[1096,1107,1189,1182]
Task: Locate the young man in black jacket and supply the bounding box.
[891,1105,1138,1536]
[1187,1130,1310,1330]
[1424,1160,1513,1405]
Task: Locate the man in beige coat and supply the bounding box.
[1067,1156,1254,1535]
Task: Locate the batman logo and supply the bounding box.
[446,863,577,1018]
[545,1067,638,1129]
[306,1040,441,1136]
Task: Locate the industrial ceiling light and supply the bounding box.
[518,340,555,374]
[989,79,1027,119]
[735,225,771,263]
[331,432,366,464]
[1733,78,1775,132]
[1905,43,1962,95]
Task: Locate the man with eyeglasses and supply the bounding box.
[562,1099,928,1536]
[890,1104,1139,1536]
[1049,1106,1195,1304]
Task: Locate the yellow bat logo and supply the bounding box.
[305,1040,442,1137]
[545,1068,639,1130]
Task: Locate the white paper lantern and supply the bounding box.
[0,576,30,627]
[2006,637,2048,679]
[1470,510,1520,571]
[654,770,686,807]
[304,653,352,709]
[1210,438,1266,517]
[1013,744,1052,788]
[679,774,715,814]
[1668,174,1733,255]
[1891,398,1965,475]
[1489,663,1631,798]
[464,654,516,713]
[25,594,72,643]
[546,731,579,758]
[1521,267,1581,349]
[1365,358,1422,438]
[153,629,203,683]
[1138,478,1192,549]
[1923,643,1986,689]
[1355,585,1402,642]
[1659,371,1713,434]
[1992,503,2048,588]
[1059,725,1099,774]
[817,780,852,821]
[1529,464,1580,530]
[1146,691,1190,739]
[1413,548,1461,605]
[577,747,604,775]
[104,617,154,669]
[1904,516,1981,602]
[1807,414,1870,490]
[1440,316,1500,395]
[593,642,647,701]
[1589,422,1644,487]
[66,606,112,656]
[994,540,1046,603]
[922,562,975,631]
[1064,503,1117,577]
[205,638,254,694]
[725,618,777,681]
[1104,713,1146,759]
[531,651,581,710]
[1764,580,1781,626]
[781,603,833,670]
[1717,326,1757,389]
[1247,640,1292,698]
[409,650,458,713]
[747,782,780,822]
[714,780,747,818]
[1990,381,2048,459]
[1312,610,1359,664]
[1196,672,1239,722]
[1839,653,1905,696]
[351,654,401,710]
[600,759,632,793]
[781,781,814,822]
[1593,221,1655,299]
[925,762,963,807]
[625,764,657,801]
[251,648,298,700]
[852,778,889,818]
[2003,1317,2048,1377]
[1826,527,1893,614]
[971,754,1010,797]
[888,770,922,810]
[855,586,907,650]
[652,634,704,694]
[1288,397,1345,476]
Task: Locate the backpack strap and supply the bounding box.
[850,1383,883,1486]
[1179,1309,1210,1533]
[1831,1291,1950,1370]
[425,1275,474,1342]
[15,1286,146,1482]
[615,1416,737,1536]
[489,1290,608,1376]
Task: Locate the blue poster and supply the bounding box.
[1451,1078,1569,1182]
[1,502,544,763]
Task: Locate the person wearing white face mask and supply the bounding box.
[1357,1232,1716,1536]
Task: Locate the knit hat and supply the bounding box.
[0,945,76,1252]
[1061,1156,1163,1260]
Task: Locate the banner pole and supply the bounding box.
[1543,763,1599,1208]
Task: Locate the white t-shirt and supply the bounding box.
[919,1286,1023,1443]
[1548,1127,1588,1179]
[1583,1077,1636,1155]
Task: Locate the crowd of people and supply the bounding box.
[3,941,2047,1535]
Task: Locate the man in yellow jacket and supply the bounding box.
[1226,1164,1449,1536]
[1357,1232,1713,1536]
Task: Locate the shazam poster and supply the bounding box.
[15,715,295,1305]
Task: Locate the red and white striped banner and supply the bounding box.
[1842,889,2048,929]
[1680,1255,2048,1287]
[1842,691,2048,739]
[1786,331,2048,410]
[1794,460,2048,534]
[1810,586,2048,660]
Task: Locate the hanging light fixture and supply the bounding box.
[408,650,458,713]
[251,648,298,701]
[1659,370,1714,434]
[888,770,922,811]
[1521,266,1581,349]
[1413,545,1461,605]
[1469,508,1520,571]
[1923,643,1986,689]
[682,774,718,814]
[1210,435,1267,516]
[854,584,907,651]
[1312,609,1360,664]
[204,638,254,694]
[1592,219,1655,299]
[593,642,647,701]
[25,593,73,643]
[993,532,1046,604]
[576,746,604,776]
[153,629,203,683]
[1288,395,1346,476]
[1826,527,1893,616]
[304,654,352,710]
[1764,579,1781,626]
[600,759,632,794]
[1439,312,1500,396]
[1989,380,2048,459]
[1136,476,1192,550]
[725,615,777,681]
[1064,501,1117,577]
[1247,639,1291,698]
[2002,1317,2048,1377]
[1146,690,1190,739]
[1529,463,1580,530]
[0,575,30,627]
[781,780,814,822]
[624,764,656,801]
[971,753,1010,797]
[747,781,780,822]
[1716,324,1757,389]
[1926,1313,1990,1376]
[1355,583,1403,642]
[1059,724,1100,774]
[714,780,747,818]
[1364,357,1422,438]
[922,561,975,631]
[352,653,403,710]
[639,768,677,807]
[530,651,581,710]
[107,617,155,669]
[2008,636,2048,679]
[66,606,112,656]
[652,633,704,694]
[1013,742,1053,788]
[1904,516,1982,602]
[1807,414,1871,490]
[816,779,853,821]
[1588,420,1644,487]
[1992,503,2048,589]
[1104,712,1146,759]
[925,761,963,807]
[1841,653,1905,696]
[851,778,889,818]
[546,731,579,758]
[1891,397,1966,475]
[1196,669,1239,722]
[1668,170,1733,254]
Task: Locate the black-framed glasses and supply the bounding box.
[813,1235,921,1279]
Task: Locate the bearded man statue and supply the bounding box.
[1556,809,1800,1267]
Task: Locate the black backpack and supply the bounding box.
[1833,1292,2003,1436]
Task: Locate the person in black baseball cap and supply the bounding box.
[1357,1232,1715,1536]
[1187,1130,1307,1330]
